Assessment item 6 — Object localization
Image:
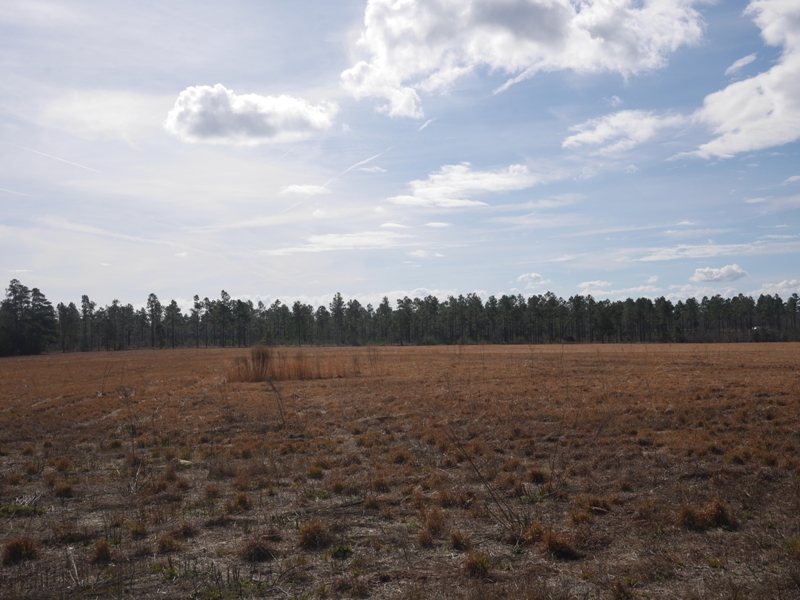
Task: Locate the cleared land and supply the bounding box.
[0,344,799,599]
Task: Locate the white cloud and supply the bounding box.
[408,250,428,257]
[517,272,550,289]
[785,175,800,183]
[608,95,623,107]
[262,231,411,255]
[342,0,705,117]
[579,280,611,288]
[359,166,387,173]
[279,185,332,197]
[380,222,409,228]
[745,197,767,203]
[389,163,543,208]
[692,0,800,158]
[165,84,338,145]
[638,243,755,262]
[750,279,800,296]
[582,284,663,298]
[44,91,174,143]
[175,252,188,257]
[667,284,738,301]
[418,119,435,131]
[646,276,658,284]
[426,222,451,227]
[563,110,686,154]
[724,52,757,76]
[690,263,748,282]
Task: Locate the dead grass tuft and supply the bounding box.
[298,521,332,550]
[2,538,38,566]
[677,499,736,531]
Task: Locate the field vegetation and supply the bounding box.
[0,344,798,598]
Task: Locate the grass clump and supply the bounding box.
[90,539,112,564]
[241,535,278,563]
[298,521,332,550]
[2,538,38,566]
[0,505,45,518]
[463,551,491,578]
[677,499,736,531]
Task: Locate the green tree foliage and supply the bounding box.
[3,279,800,355]
[0,280,57,356]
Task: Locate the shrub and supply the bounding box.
[298,521,332,550]
[2,538,38,566]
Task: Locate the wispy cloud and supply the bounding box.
[279,185,331,197]
[418,118,435,132]
[2,141,100,172]
[563,110,686,155]
[389,163,544,208]
[724,53,757,76]
[262,231,412,255]
[325,151,386,186]
[0,187,38,198]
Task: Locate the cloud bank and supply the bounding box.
[342,0,704,117]
[165,84,338,145]
[389,163,542,207]
[690,264,748,283]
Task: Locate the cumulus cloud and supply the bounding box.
[342,0,704,117]
[389,163,543,208]
[724,53,757,76]
[563,110,686,154]
[692,0,800,158]
[690,264,748,282]
[579,280,611,289]
[262,231,411,255]
[517,272,550,289]
[279,185,332,197]
[785,175,800,183]
[165,84,338,145]
[750,279,800,296]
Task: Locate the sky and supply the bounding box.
[1,0,799,310]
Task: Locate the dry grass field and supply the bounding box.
[0,344,799,599]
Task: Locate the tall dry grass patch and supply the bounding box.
[226,346,356,382]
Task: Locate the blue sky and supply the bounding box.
[1,0,798,309]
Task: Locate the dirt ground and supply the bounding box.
[0,344,798,599]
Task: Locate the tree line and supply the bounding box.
[1,278,798,356]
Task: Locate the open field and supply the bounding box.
[0,344,799,599]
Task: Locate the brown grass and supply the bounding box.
[0,344,798,598]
